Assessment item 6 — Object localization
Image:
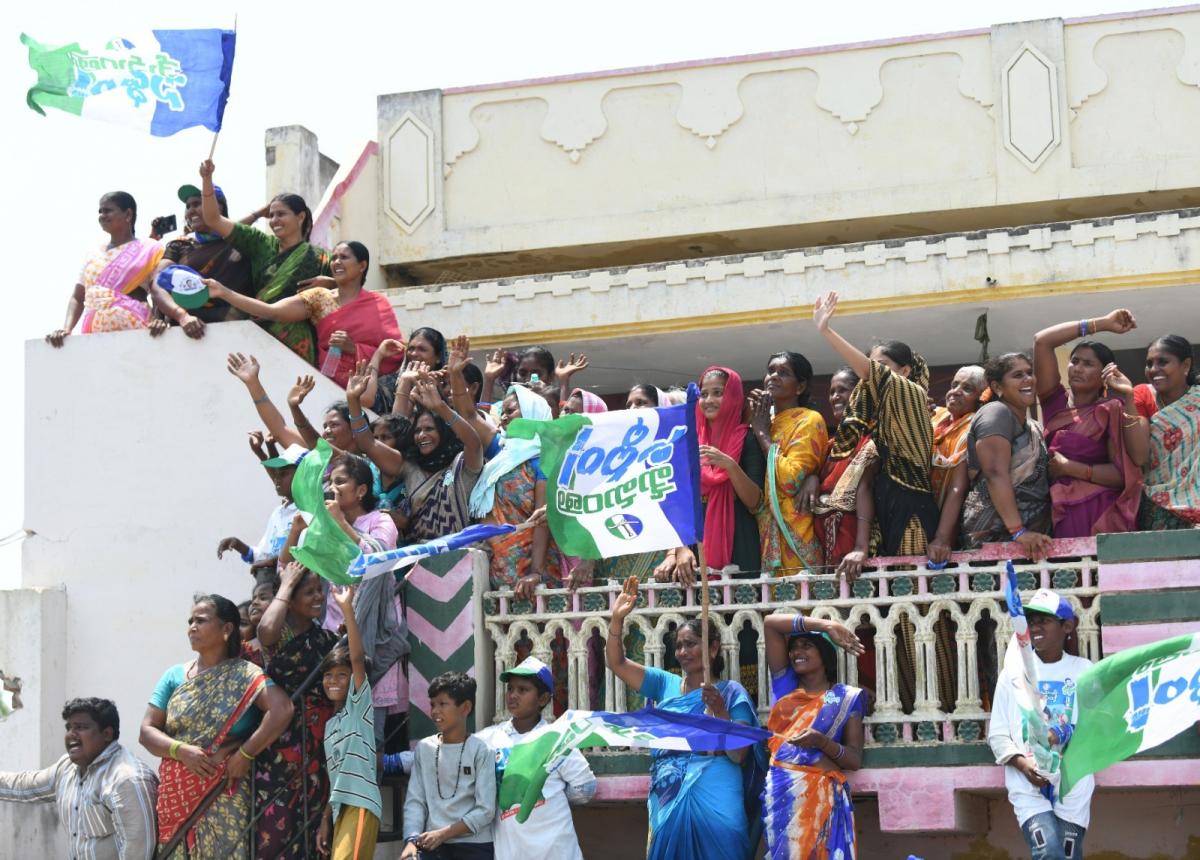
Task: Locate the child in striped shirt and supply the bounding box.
[317,584,383,859]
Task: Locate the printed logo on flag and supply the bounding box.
[604,514,643,540]
[68,41,189,112]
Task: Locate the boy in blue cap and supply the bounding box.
[988,588,1094,860]
[476,657,595,860]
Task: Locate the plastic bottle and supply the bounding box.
[320,345,342,378]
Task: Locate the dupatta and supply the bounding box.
[1145,385,1200,524]
[697,367,749,570]
[81,239,163,333]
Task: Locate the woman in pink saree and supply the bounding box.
[1032,310,1148,537]
[46,192,163,346]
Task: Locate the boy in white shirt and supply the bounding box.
[476,657,596,860]
[988,589,1094,860]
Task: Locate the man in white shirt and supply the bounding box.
[988,589,1094,860]
[476,657,596,860]
[0,697,158,860]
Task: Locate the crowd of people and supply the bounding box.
[9,160,1199,860]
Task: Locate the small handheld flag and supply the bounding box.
[21,29,236,136]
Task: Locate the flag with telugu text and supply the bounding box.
[504,385,703,560]
[498,707,770,823]
[1060,633,1200,795]
[20,29,235,136]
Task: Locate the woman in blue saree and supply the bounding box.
[605,576,760,860]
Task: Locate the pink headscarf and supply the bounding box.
[571,388,608,414]
[696,366,748,570]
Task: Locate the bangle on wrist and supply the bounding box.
[252,395,270,405]
[272,596,289,604]
[237,746,255,761]
[1085,464,1093,482]
[1011,527,1027,540]
[791,614,806,634]
[168,740,182,760]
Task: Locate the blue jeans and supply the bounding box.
[1021,811,1086,859]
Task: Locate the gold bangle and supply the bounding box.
[168,740,182,760]
[237,747,255,761]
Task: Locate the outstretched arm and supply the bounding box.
[206,280,310,323]
[1033,309,1137,400]
[198,159,237,239]
[813,291,870,380]
[225,353,308,448]
[448,336,497,449]
[606,577,647,693]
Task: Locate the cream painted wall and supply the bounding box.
[370,9,1200,274]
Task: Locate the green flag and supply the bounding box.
[289,439,360,585]
[1060,633,1200,795]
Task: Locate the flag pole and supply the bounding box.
[699,542,710,687]
[207,131,219,161]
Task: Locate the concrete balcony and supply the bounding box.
[373,7,1200,282]
[480,533,1200,854]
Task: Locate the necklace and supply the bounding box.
[434,733,466,800]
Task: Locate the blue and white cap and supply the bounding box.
[499,656,554,695]
[1025,588,1075,621]
[156,264,208,310]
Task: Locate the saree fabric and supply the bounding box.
[763,683,864,860]
[757,407,827,574]
[640,668,761,860]
[228,223,330,365]
[400,451,482,543]
[78,239,162,334]
[156,659,266,858]
[256,624,339,859]
[1040,387,1141,537]
[697,367,750,570]
[1140,384,1200,528]
[814,436,877,569]
[307,288,403,387]
[961,403,1051,548]
[930,407,973,507]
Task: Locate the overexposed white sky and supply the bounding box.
[0,0,1154,583]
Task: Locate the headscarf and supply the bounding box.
[571,388,608,414]
[696,367,749,569]
[469,384,553,516]
[405,407,463,473]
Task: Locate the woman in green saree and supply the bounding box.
[198,158,329,363]
[140,594,293,859]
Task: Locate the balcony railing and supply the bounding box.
[481,537,1100,749]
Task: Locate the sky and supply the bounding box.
[0,0,1156,584]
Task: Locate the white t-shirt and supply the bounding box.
[250,501,298,562]
[476,719,597,860]
[987,651,1096,828]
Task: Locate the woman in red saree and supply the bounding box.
[1033,310,1146,537]
[140,594,293,859]
[206,241,403,386]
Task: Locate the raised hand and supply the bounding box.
[280,560,305,590]
[612,576,639,625]
[226,353,261,385]
[446,335,471,374]
[484,349,507,379]
[346,361,372,402]
[410,376,445,410]
[248,430,268,460]
[1100,308,1136,335]
[813,291,839,332]
[199,159,215,181]
[288,375,316,407]
[556,352,589,378]
[400,360,429,385]
[330,584,356,614]
[750,390,773,436]
[823,619,865,656]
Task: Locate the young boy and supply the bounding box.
[476,657,595,860]
[402,672,496,859]
[988,589,1095,860]
[317,584,383,860]
[216,445,302,573]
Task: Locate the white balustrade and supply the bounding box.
[481,539,1100,748]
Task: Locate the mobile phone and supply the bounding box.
[154,214,177,234]
[324,490,335,502]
